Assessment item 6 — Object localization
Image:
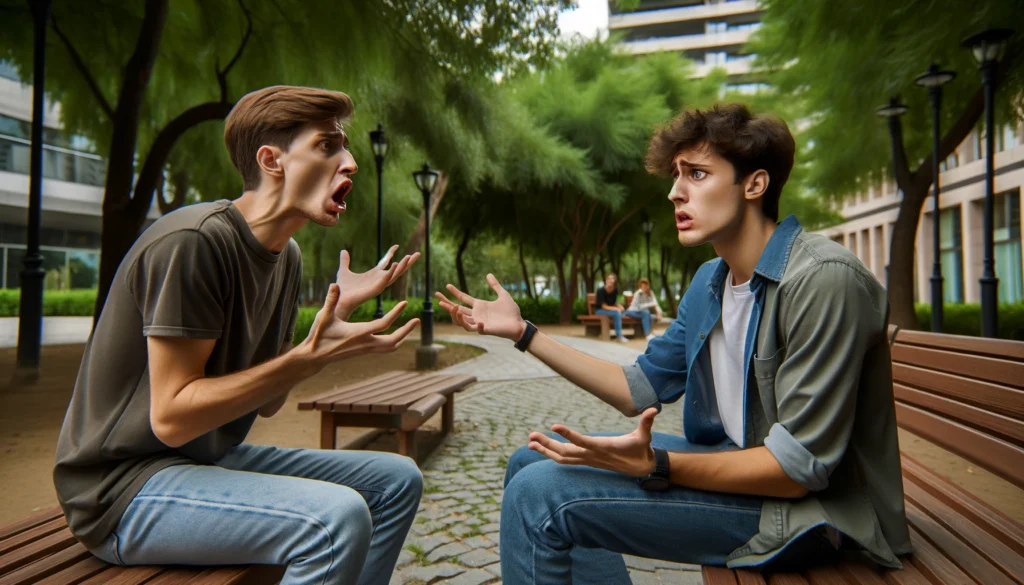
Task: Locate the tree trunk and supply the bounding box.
[887,184,929,328]
[554,251,573,324]
[661,246,677,317]
[392,174,449,301]
[455,224,473,294]
[518,236,535,300]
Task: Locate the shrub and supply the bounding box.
[914,302,1024,341]
[0,289,97,317]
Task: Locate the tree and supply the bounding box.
[752,0,1023,328]
[0,0,572,321]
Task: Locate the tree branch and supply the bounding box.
[50,15,113,119]
[129,101,235,218]
[216,0,253,103]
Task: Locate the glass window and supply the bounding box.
[0,114,29,140]
[995,188,1022,303]
[0,60,20,82]
[5,246,23,288]
[68,250,99,289]
[939,207,964,303]
[1000,124,1020,152]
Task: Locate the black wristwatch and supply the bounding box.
[514,321,538,352]
[637,448,670,491]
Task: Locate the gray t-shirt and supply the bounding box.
[54,200,303,549]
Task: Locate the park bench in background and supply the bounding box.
[299,371,477,460]
[0,507,282,584]
[578,292,644,339]
[703,327,1024,585]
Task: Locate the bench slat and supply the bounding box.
[908,527,979,585]
[0,519,65,557]
[367,377,474,414]
[893,363,1024,419]
[766,573,809,584]
[894,330,1024,361]
[837,562,888,584]
[737,570,768,584]
[894,384,1024,445]
[904,502,1016,585]
[902,455,1024,557]
[0,528,77,577]
[702,567,740,585]
[0,542,89,585]
[891,345,1024,389]
[78,566,163,585]
[351,376,460,413]
[894,402,1024,489]
[880,560,936,585]
[338,374,448,412]
[804,567,855,585]
[34,555,109,585]
[298,371,420,411]
[903,480,1024,581]
[0,510,63,542]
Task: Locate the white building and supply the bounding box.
[817,125,1024,305]
[0,63,158,290]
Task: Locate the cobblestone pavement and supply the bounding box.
[388,335,703,585]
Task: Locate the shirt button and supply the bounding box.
[699,333,705,339]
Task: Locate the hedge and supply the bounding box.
[0,289,97,317]
[914,302,1024,341]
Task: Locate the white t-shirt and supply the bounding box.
[710,270,755,447]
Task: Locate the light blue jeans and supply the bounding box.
[594,309,651,337]
[88,444,423,585]
[500,432,763,585]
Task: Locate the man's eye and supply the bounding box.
[691,170,706,180]
[319,140,332,151]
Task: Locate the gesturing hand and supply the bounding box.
[301,284,420,369]
[527,408,660,477]
[335,245,420,321]
[434,274,527,341]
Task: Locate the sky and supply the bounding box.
[557,0,609,40]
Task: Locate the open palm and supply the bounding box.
[435,274,526,341]
[335,245,420,321]
[528,408,659,477]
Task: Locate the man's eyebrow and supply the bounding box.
[673,158,709,169]
[317,131,344,139]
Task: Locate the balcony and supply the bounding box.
[692,56,755,77]
[617,28,753,55]
[609,0,760,30]
[0,134,105,187]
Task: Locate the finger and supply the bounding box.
[486,274,511,299]
[638,408,658,440]
[446,283,478,308]
[312,284,340,347]
[550,425,603,450]
[354,300,407,335]
[340,250,351,272]
[435,291,472,315]
[528,432,589,458]
[379,317,420,345]
[527,441,586,466]
[377,245,399,269]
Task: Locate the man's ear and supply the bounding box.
[744,169,770,202]
[256,145,284,178]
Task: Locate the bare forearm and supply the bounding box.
[667,446,808,499]
[155,350,313,447]
[527,332,637,415]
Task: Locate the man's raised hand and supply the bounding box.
[335,246,420,321]
[300,284,420,370]
[527,408,660,477]
[435,274,527,341]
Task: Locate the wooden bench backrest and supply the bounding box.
[891,329,1024,489]
[585,292,633,315]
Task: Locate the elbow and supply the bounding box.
[619,404,641,418]
[150,410,188,449]
[780,482,809,499]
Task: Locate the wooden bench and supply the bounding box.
[0,507,282,585]
[703,327,1024,584]
[578,292,644,339]
[298,371,477,460]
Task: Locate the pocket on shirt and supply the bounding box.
[753,347,785,383]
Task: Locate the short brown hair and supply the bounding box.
[637,277,650,288]
[224,85,354,190]
[645,103,795,221]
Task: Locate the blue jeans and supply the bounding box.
[88,444,422,585]
[595,309,651,337]
[500,432,762,585]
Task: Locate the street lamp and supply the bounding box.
[962,28,1013,338]
[914,63,956,333]
[641,213,654,280]
[16,0,53,377]
[369,123,388,319]
[412,163,440,369]
[875,97,907,302]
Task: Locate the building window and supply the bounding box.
[706,21,727,34]
[0,61,19,82]
[939,207,964,303]
[939,152,959,172]
[995,188,1022,303]
[1000,123,1020,152]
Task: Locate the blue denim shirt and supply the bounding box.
[623,215,910,569]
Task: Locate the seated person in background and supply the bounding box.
[628,277,664,324]
[595,273,654,342]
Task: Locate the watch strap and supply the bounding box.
[514,321,538,352]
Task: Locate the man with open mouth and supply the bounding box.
[54,85,424,584]
[437,103,909,581]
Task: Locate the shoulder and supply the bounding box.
[780,232,887,315]
[689,258,723,289]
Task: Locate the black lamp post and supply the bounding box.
[412,163,440,367]
[914,64,956,333]
[641,213,654,280]
[962,28,1013,338]
[16,0,53,376]
[369,123,388,319]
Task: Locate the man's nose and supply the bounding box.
[340,153,358,176]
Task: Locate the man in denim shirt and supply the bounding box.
[436,103,910,582]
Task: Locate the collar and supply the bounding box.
[707,215,803,295]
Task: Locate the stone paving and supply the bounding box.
[387,334,702,585]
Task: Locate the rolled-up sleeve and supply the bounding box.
[624,285,695,413]
[763,261,885,492]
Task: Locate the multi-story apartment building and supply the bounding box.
[0,62,158,290]
[608,0,768,92]
[817,124,1023,306]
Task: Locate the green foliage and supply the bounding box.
[0,289,97,317]
[915,303,1024,341]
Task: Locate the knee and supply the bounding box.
[501,462,562,530]
[321,485,373,554]
[504,445,540,487]
[392,455,424,504]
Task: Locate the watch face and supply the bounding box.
[640,476,670,491]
